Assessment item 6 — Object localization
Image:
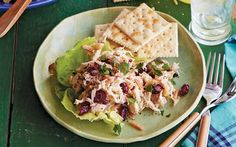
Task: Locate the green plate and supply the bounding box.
[33,6,206,143]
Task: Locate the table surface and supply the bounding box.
[0,0,234,147]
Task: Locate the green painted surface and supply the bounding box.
[0,21,15,147]
[0,0,233,147]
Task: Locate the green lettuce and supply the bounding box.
[56,37,97,86]
[134,56,151,64]
[54,38,124,134]
[49,76,66,100]
[102,41,112,52]
[54,82,67,100]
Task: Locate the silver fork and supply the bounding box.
[196,52,225,147]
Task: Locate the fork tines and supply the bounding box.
[206,52,225,87]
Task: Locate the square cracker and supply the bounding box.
[105,24,141,52]
[95,24,111,42]
[103,9,142,51]
[95,23,136,50]
[94,24,121,49]
[114,3,171,45]
[137,23,178,59]
[94,9,129,42]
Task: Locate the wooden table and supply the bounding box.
[0,0,234,146]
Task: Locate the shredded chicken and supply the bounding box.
[70,42,181,120]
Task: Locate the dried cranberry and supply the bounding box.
[119,103,129,120]
[87,63,100,76]
[94,90,108,104]
[78,101,91,115]
[179,84,190,96]
[152,84,163,94]
[120,82,129,94]
[94,63,100,68]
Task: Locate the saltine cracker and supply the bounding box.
[115,3,171,45]
[137,23,178,59]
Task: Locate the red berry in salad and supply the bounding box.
[94,90,108,104]
[87,63,100,76]
[179,84,190,96]
[78,101,91,115]
[120,82,129,94]
[119,103,129,121]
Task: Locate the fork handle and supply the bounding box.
[0,0,32,38]
[159,112,201,147]
[196,111,211,147]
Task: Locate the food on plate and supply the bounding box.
[94,24,110,42]
[128,121,144,131]
[114,3,171,45]
[49,3,189,135]
[103,9,141,51]
[97,4,178,62]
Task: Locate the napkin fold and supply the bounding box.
[225,34,236,78]
[182,36,236,147]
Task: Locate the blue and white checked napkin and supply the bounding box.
[182,36,236,147]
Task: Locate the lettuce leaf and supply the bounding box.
[49,76,67,100]
[134,56,151,64]
[102,41,112,52]
[56,37,97,86]
[61,89,123,134]
[61,89,77,115]
[54,82,67,100]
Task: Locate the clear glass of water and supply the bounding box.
[189,0,235,45]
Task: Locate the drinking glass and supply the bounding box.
[189,0,235,45]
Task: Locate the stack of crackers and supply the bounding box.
[94,3,178,61]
